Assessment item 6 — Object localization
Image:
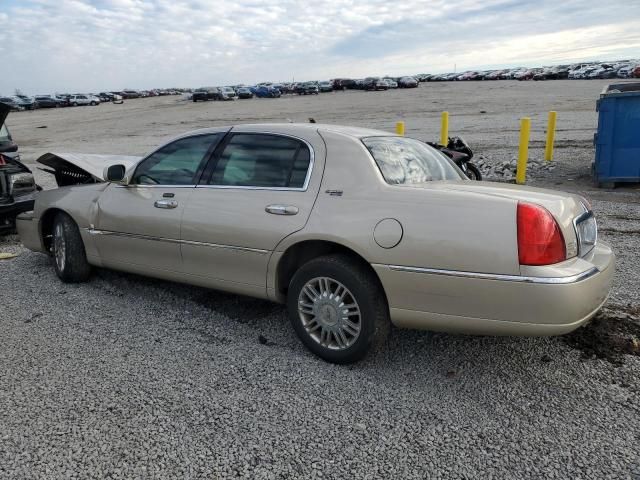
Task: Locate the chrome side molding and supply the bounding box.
[377,264,600,284]
[86,228,269,255]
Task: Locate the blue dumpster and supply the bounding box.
[593,82,640,187]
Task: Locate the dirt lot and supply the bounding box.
[1,81,639,479]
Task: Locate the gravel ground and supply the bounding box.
[1,80,640,479]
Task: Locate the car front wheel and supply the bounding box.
[52,213,91,283]
[287,254,390,364]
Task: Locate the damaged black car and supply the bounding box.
[0,102,38,232]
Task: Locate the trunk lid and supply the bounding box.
[438,181,587,218]
[406,180,590,259]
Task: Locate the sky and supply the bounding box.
[1,0,639,94]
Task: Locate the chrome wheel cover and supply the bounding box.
[53,223,66,271]
[298,277,362,350]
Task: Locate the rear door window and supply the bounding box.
[208,134,312,189]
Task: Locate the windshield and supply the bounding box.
[362,136,463,184]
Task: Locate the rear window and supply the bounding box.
[362,136,463,184]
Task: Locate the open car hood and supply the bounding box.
[0,102,9,127]
[37,152,141,186]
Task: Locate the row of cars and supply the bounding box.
[191,76,421,102]
[418,61,640,82]
[0,93,108,110]
[0,89,184,111]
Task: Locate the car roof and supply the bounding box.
[181,123,395,140]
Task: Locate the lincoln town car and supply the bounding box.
[17,124,614,363]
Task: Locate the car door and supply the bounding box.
[93,132,224,272]
[180,129,325,295]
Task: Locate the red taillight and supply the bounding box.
[0,154,6,166]
[517,202,566,266]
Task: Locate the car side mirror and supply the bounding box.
[105,164,126,183]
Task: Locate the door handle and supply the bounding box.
[154,199,178,209]
[265,204,299,215]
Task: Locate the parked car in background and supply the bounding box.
[69,94,99,106]
[486,70,505,80]
[121,90,140,99]
[54,95,71,107]
[295,82,319,95]
[112,93,124,104]
[20,123,614,363]
[0,102,38,231]
[219,87,237,100]
[192,88,219,102]
[98,92,115,102]
[551,65,570,79]
[364,77,388,91]
[398,76,418,88]
[13,95,36,110]
[237,87,254,99]
[318,81,333,92]
[277,83,295,94]
[632,66,640,78]
[383,78,398,88]
[0,97,23,111]
[568,65,597,79]
[333,79,356,90]
[254,86,281,98]
[34,95,60,108]
[616,65,635,78]
[589,66,617,79]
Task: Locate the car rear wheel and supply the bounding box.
[287,254,390,364]
[52,213,91,283]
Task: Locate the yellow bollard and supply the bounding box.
[440,111,449,146]
[395,121,405,136]
[516,117,531,185]
[544,111,557,161]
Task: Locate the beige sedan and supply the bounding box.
[17,124,615,363]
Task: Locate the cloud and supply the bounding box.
[0,0,638,94]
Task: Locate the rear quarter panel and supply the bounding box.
[275,130,520,276]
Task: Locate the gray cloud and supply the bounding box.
[0,0,638,94]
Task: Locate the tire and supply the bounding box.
[287,254,390,364]
[51,213,91,283]
[72,102,78,106]
[465,163,482,181]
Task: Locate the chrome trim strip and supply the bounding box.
[86,229,269,255]
[116,184,197,189]
[378,264,600,284]
[195,184,309,192]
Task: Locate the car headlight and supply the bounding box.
[9,172,36,197]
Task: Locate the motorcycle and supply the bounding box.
[427,136,482,181]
